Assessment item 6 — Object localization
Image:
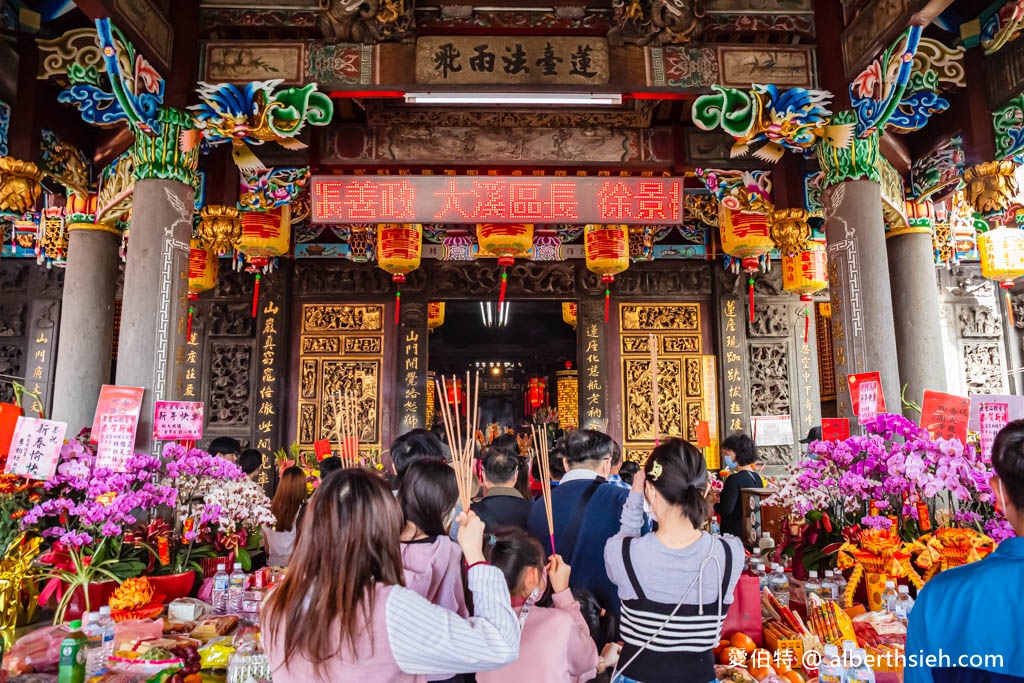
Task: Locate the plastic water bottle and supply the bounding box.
[894,585,915,620]
[818,643,846,683]
[97,606,115,662]
[769,563,790,606]
[753,561,767,590]
[747,548,762,572]
[212,562,230,615]
[83,613,105,678]
[835,570,848,600]
[805,571,822,601]
[846,648,876,683]
[822,570,838,600]
[227,562,247,614]
[758,532,776,556]
[881,580,898,614]
[710,515,721,535]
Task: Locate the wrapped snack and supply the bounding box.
[3,623,67,675]
[113,619,165,653]
[0,534,42,649]
[189,616,238,644]
[198,636,236,670]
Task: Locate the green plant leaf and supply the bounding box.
[235,545,251,571]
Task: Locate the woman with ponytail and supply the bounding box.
[604,439,743,683]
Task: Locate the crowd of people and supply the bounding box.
[208,420,1024,683]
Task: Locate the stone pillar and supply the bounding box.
[886,227,947,414]
[818,118,901,425]
[114,108,199,450]
[50,222,120,430]
[577,297,610,433]
[396,301,429,434]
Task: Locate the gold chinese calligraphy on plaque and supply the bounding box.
[620,303,716,468]
[297,304,384,456]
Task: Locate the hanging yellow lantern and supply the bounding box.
[476,223,534,304]
[584,224,630,323]
[783,240,828,343]
[562,302,577,328]
[427,302,445,330]
[238,205,291,318]
[979,227,1024,326]
[188,238,218,339]
[377,223,423,324]
[719,205,773,323]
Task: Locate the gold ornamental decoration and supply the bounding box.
[0,158,43,215]
[197,205,243,255]
[769,207,811,257]
[964,160,1019,217]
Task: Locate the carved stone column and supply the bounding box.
[115,108,198,450]
[51,218,120,431]
[818,126,901,426]
[577,297,610,432]
[886,206,948,415]
[396,301,429,434]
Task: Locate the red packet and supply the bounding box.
[0,403,24,458]
[821,418,850,442]
[695,421,711,448]
[314,439,332,461]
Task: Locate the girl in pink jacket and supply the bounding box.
[477,528,601,683]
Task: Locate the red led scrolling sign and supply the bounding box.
[311,175,684,225]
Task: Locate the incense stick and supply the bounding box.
[532,424,555,554]
[434,374,480,513]
[649,333,660,446]
[330,392,345,467]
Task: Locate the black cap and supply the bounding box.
[799,426,822,444]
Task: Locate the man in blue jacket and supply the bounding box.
[906,419,1024,683]
[528,429,630,615]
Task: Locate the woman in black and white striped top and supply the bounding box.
[604,439,744,683]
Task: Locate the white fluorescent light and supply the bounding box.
[404,92,623,106]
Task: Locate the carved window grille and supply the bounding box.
[816,306,836,400]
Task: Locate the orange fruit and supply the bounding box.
[749,665,777,681]
[749,648,773,669]
[730,631,757,654]
[781,671,804,683]
[713,638,730,659]
[775,657,793,673]
[719,646,748,665]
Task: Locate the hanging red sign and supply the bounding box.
[919,389,971,444]
[311,175,684,225]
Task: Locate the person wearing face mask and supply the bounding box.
[905,420,1024,683]
[714,433,764,540]
[397,459,469,683]
[477,528,604,683]
[605,439,744,683]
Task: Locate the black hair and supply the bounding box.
[564,429,614,466]
[238,449,263,476]
[391,429,448,481]
[482,448,519,485]
[611,440,623,468]
[644,438,712,528]
[618,461,640,485]
[530,445,567,483]
[208,436,241,457]
[490,433,521,457]
[397,459,458,538]
[484,527,545,595]
[992,419,1024,513]
[318,456,343,480]
[721,432,758,466]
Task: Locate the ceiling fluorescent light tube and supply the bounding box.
[404,92,622,105]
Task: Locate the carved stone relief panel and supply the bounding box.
[747,304,792,337]
[208,342,253,426]
[962,342,1007,394]
[0,305,25,337]
[0,263,63,413]
[956,303,1002,338]
[208,303,255,337]
[748,342,791,416]
[0,345,24,404]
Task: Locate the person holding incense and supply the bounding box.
[263,468,519,683]
[477,528,602,683]
[714,433,763,540]
[398,460,469,683]
[604,439,743,683]
[473,448,532,533]
[527,429,630,616]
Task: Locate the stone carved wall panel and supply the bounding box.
[0,345,24,404]
[208,303,255,337]
[0,305,25,337]
[962,342,1006,394]
[956,304,1002,338]
[747,304,791,337]
[749,343,790,416]
[208,342,252,426]
[0,262,63,414]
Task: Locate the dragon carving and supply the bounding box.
[608,0,704,46]
[318,0,416,43]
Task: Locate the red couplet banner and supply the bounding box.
[310,175,684,225]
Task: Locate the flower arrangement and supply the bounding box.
[767,413,1011,578]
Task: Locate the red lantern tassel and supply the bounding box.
[499,270,508,305]
[251,273,261,318]
[804,310,810,344]
[395,288,401,325]
[748,276,755,323]
[602,275,614,323]
[187,292,198,341]
[1004,282,1016,329]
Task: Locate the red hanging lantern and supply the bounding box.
[584,224,630,322]
[238,206,291,318]
[528,377,548,411]
[377,223,423,324]
[476,224,534,305]
[719,206,773,322]
[187,238,218,340]
[445,378,465,414]
[782,241,828,343]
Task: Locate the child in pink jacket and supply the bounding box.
[477,528,600,683]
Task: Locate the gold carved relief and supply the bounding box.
[620,304,700,331]
[344,336,383,354]
[300,359,318,399]
[318,360,380,443]
[301,337,341,354]
[663,335,701,354]
[302,304,384,332]
[624,358,683,442]
[685,357,703,398]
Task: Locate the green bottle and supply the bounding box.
[58,619,87,683]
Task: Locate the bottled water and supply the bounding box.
[83,612,106,678]
[710,515,720,535]
[845,648,876,683]
[805,570,822,601]
[747,548,762,572]
[834,570,848,600]
[769,563,790,606]
[95,607,115,664]
[752,561,767,591]
[818,643,846,683]
[894,585,915,620]
[881,580,898,614]
[822,570,838,600]
[212,562,230,615]
[227,562,247,615]
[758,532,776,556]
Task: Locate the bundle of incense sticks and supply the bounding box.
[649,333,660,446]
[331,392,361,468]
[434,373,480,513]
[531,424,556,553]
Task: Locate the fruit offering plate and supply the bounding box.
[111,598,166,622]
